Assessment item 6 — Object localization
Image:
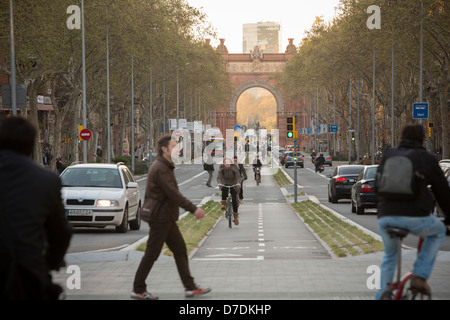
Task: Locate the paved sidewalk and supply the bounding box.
[52,166,450,301]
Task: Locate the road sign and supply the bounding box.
[1,84,27,109]
[234,124,241,132]
[330,124,338,133]
[413,103,429,119]
[79,128,92,140]
[173,130,181,137]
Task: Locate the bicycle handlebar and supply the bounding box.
[219,184,240,189]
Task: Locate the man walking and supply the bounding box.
[131,135,211,300]
[204,152,214,187]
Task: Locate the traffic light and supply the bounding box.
[287,116,295,138]
[351,131,355,141]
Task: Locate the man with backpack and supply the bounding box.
[374,124,450,299]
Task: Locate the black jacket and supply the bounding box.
[376,139,450,223]
[0,150,72,299]
[315,155,325,166]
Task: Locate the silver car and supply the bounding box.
[60,163,141,233]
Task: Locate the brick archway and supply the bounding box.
[214,38,301,147]
[228,79,285,113]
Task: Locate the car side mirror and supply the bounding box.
[127,182,138,188]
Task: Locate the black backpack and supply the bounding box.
[375,148,425,201]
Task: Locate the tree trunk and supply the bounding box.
[28,82,43,165]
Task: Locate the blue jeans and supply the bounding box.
[375,215,446,299]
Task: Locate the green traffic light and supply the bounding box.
[287,132,293,138]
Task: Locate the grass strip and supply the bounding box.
[272,168,291,187]
[291,200,384,257]
[137,200,223,256]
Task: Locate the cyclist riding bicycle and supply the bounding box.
[374,124,450,299]
[217,158,242,225]
[252,155,262,181]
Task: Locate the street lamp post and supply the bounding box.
[163,67,166,135]
[372,48,376,165]
[81,0,87,163]
[106,6,111,163]
[357,75,360,163]
[176,67,179,129]
[9,0,17,116]
[131,55,135,173]
[349,77,352,164]
[149,64,153,164]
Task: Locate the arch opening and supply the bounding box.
[237,87,277,131]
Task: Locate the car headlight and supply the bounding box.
[96,200,120,207]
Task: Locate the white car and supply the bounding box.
[60,163,141,233]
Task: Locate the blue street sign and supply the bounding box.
[330,124,338,133]
[413,103,429,119]
[234,124,241,132]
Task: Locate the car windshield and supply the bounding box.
[61,167,122,188]
[365,167,378,180]
[339,166,364,175]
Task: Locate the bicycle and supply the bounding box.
[379,227,428,300]
[254,167,261,186]
[220,184,240,229]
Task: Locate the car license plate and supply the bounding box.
[67,209,92,216]
[348,179,355,183]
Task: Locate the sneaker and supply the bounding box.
[410,275,432,297]
[185,287,211,298]
[130,291,159,300]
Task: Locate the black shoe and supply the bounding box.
[410,275,432,297]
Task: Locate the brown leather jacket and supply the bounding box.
[145,156,197,222]
[217,164,242,185]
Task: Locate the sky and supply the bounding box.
[186,0,342,54]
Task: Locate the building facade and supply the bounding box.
[243,21,281,54]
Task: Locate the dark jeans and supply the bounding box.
[206,170,213,186]
[221,186,239,213]
[133,221,196,293]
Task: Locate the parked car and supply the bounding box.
[439,159,450,177]
[322,152,333,166]
[285,145,300,152]
[273,147,285,162]
[284,152,304,168]
[328,165,365,203]
[60,163,141,233]
[351,165,378,214]
[143,152,157,161]
[433,159,450,218]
